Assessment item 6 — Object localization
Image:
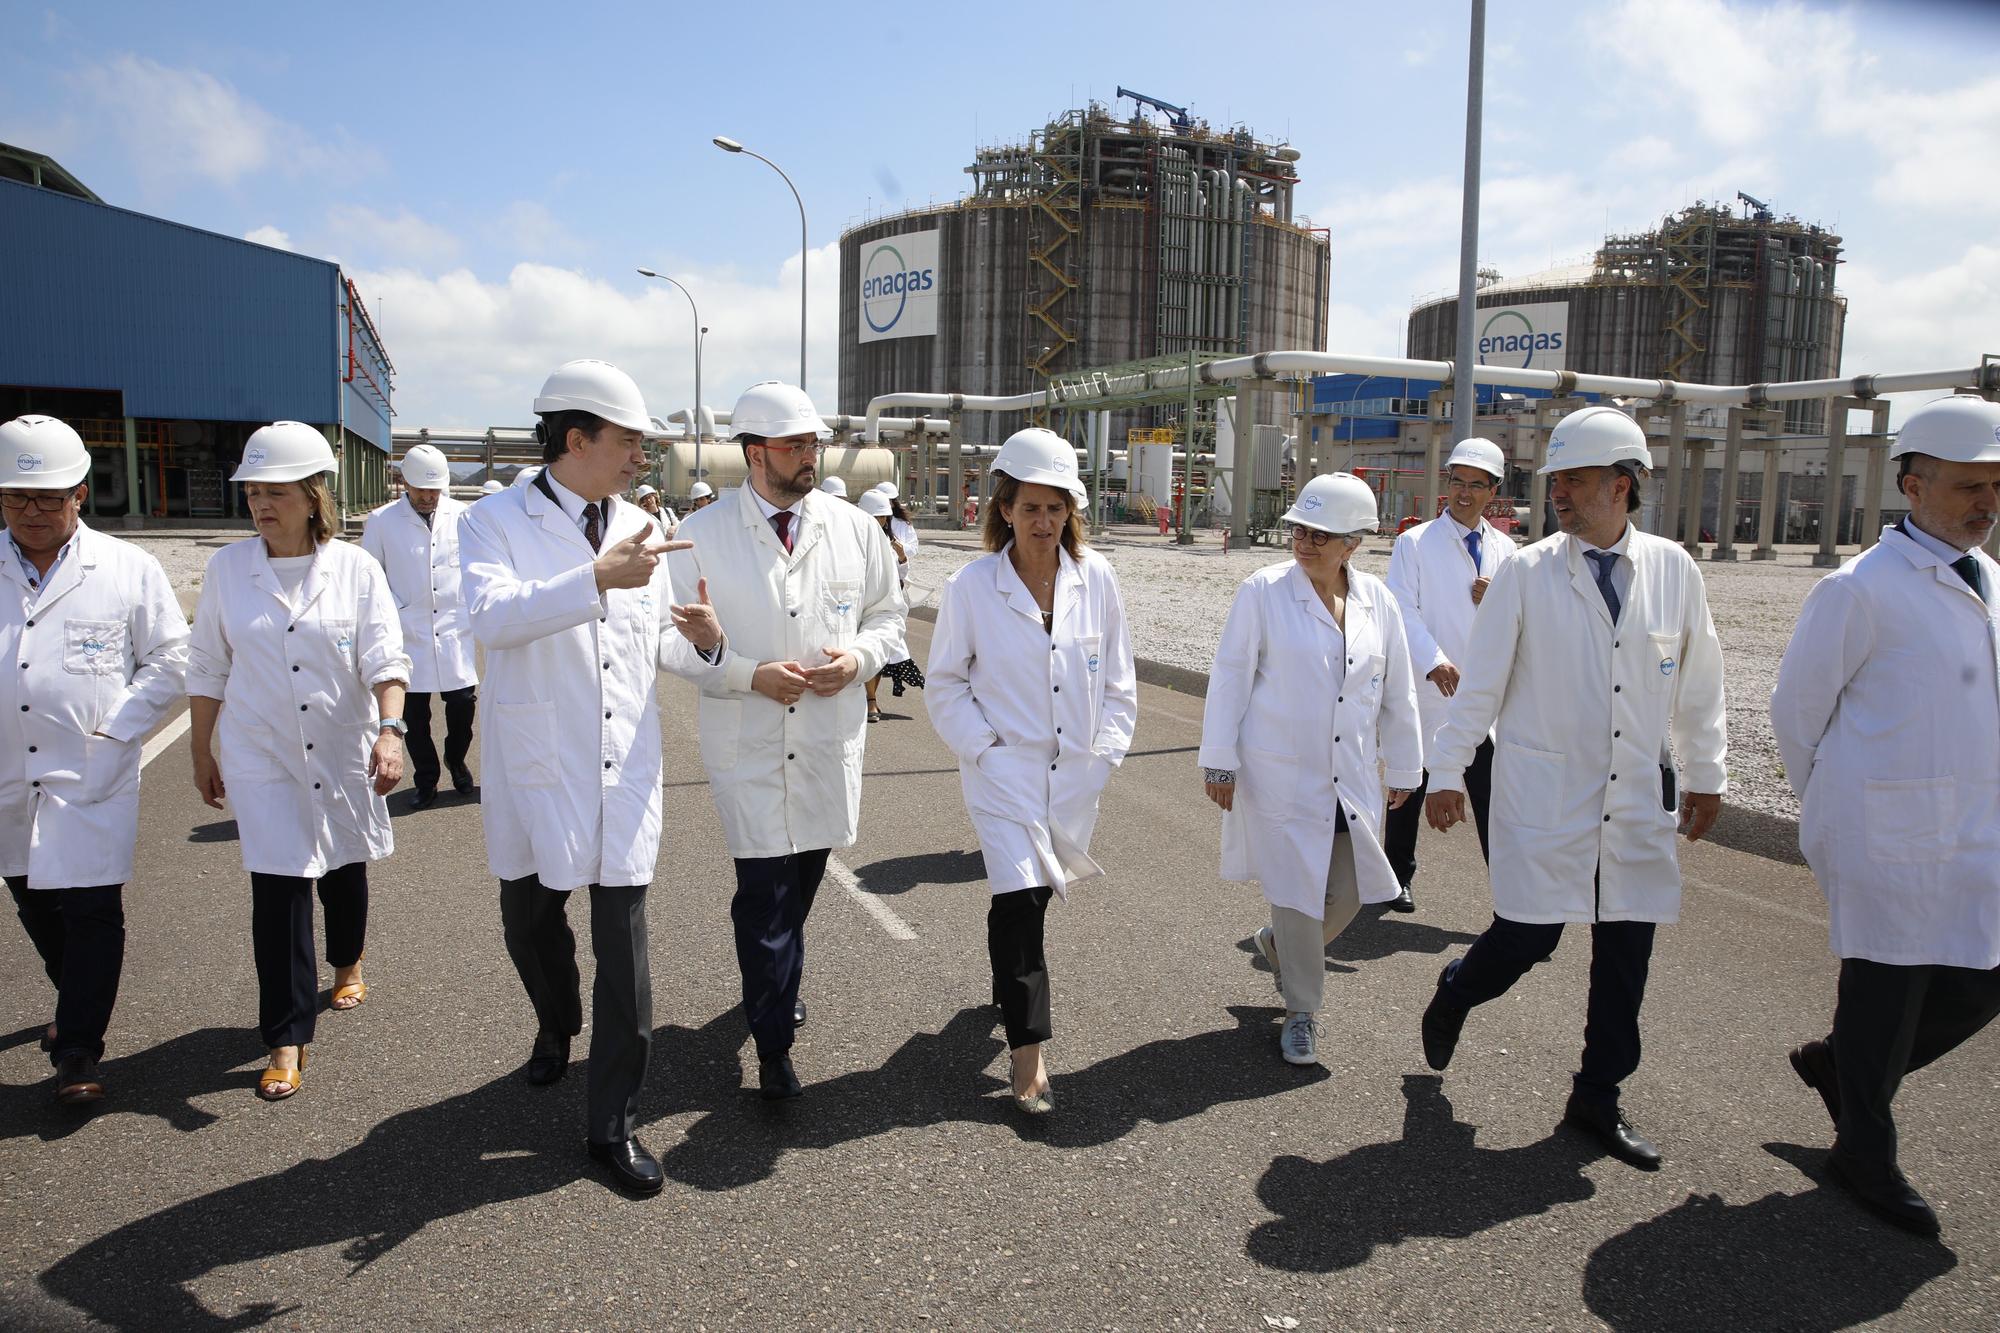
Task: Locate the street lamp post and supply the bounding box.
[637,268,704,488]
[713,135,808,389]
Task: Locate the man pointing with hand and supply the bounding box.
[458,360,699,1197]
[665,382,906,1100]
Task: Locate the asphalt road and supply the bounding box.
[1,617,1993,1331]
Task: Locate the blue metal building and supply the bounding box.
[1310,374,1587,443]
[0,145,393,524]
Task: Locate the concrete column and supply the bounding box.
[1233,385,1256,546]
[948,415,965,532]
[1816,397,1848,568]
[1753,432,1782,560]
[1527,399,1552,542]
[1422,391,1445,528]
[1859,400,1890,550]
[122,416,143,529]
[1713,407,1745,560]
[1660,408,1685,542]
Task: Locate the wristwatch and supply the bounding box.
[378,717,408,736]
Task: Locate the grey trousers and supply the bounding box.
[1271,828,1362,1015]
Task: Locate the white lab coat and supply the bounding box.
[1385,513,1517,762]
[1771,525,2000,970]
[890,516,920,559]
[1,523,188,888]
[664,483,907,859]
[926,544,1138,894]
[359,495,477,694]
[187,538,410,879]
[1427,529,1728,924]
[459,483,704,891]
[1198,562,1424,918]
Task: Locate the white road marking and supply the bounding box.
[140,711,193,769]
[826,854,917,941]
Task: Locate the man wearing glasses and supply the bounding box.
[1381,438,1515,912]
[2,415,188,1104]
[664,383,906,1101]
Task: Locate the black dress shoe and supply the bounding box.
[1389,883,1416,914]
[1827,1149,1939,1237]
[1789,1039,1840,1127]
[759,1054,803,1100]
[54,1052,104,1105]
[525,1031,571,1086]
[1563,1099,1662,1170]
[411,787,440,810]
[587,1136,664,1197]
[1420,966,1468,1071]
[793,998,807,1027]
[448,760,475,794]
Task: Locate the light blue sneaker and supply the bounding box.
[1253,925,1283,995]
[1281,1012,1323,1066]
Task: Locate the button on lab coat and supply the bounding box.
[1,523,188,888]
[1197,563,1424,918]
[1771,526,2000,970]
[460,484,702,891]
[926,545,1137,895]
[664,484,907,859]
[186,538,410,879]
[1385,513,1516,763]
[1427,530,1728,925]
[360,495,477,693]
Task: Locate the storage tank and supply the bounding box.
[651,440,898,505]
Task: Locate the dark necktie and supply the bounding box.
[1584,549,1622,623]
[1464,528,1483,572]
[772,510,794,553]
[421,509,434,529]
[582,502,603,553]
[1951,553,1986,600]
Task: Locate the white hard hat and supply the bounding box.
[1446,437,1507,480]
[233,421,336,483]
[634,483,658,499]
[512,465,542,488]
[0,415,91,490]
[397,442,451,489]
[1539,406,1651,474]
[857,490,892,518]
[687,480,715,499]
[533,359,651,433]
[820,476,848,498]
[1283,472,1377,534]
[1891,395,2000,463]
[480,479,504,494]
[728,382,830,441]
[991,427,1087,502]
[874,480,898,497]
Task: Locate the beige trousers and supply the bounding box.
[1271,831,1362,1015]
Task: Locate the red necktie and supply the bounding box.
[772,511,794,553]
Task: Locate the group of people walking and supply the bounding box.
[3,376,1995,1233]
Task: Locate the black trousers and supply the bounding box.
[500,876,652,1145]
[989,885,1055,1050]
[1383,737,1495,888]
[249,862,368,1049]
[405,685,476,792]
[1443,912,1657,1109]
[8,876,124,1065]
[1829,956,2000,1168]
[730,850,828,1059]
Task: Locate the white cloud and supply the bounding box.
[67,55,378,189]
[490,201,583,259]
[350,242,844,429]
[1839,245,2000,420]
[325,205,461,268]
[242,225,294,251]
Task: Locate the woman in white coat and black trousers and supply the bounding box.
[928,428,1137,1114]
[187,423,410,1101]
[1199,472,1424,1067]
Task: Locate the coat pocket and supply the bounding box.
[1864,777,1957,864]
[1646,632,1681,694]
[496,701,562,787]
[63,619,127,675]
[967,744,1049,825]
[320,618,359,674]
[1496,741,1566,831]
[78,733,138,804]
[697,696,742,773]
[1241,746,1302,821]
[821,579,862,646]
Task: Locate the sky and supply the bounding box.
[5,0,1999,429]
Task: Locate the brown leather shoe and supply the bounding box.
[55,1052,104,1104]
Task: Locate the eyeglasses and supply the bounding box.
[1286,524,1358,548]
[0,492,76,514]
[752,439,817,455]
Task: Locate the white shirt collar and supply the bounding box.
[1580,524,1633,559]
[9,527,78,592]
[1445,512,1482,540]
[541,468,611,530]
[749,485,805,523]
[1899,517,1972,564]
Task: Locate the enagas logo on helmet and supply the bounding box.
[244,447,267,467]
[1051,457,1071,473]
[861,243,935,335]
[15,453,44,473]
[1300,493,1324,511]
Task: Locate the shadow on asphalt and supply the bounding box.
[851,850,988,896]
[186,819,239,844]
[655,1003,1327,1192]
[1581,1143,1958,1330]
[1245,1074,1597,1272]
[1,1026,255,1144]
[1233,909,1481,981]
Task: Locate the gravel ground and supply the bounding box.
[117,523,1826,822]
[906,525,1833,824]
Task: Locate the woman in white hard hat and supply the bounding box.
[1198,472,1423,1067]
[686,480,716,511]
[857,489,923,721]
[820,476,848,501]
[928,427,1137,1114]
[632,483,677,537]
[186,422,411,1101]
[876,481,921,563]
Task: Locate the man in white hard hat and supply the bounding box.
[1419,404,1727,1170]
[664,381,906,1099]
[361,444,478,809]
[1382,436,1517,912]
[686,480,716,511]
[458,359,695,1197]
[2,415,189,1103]
[479,479,504,497]
[820,476,849,500]
[1771,394,2000,1237]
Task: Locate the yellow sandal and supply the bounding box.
[257,1046,308,1101]
[330,979,368,1011]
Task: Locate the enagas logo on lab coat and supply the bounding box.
[1659,655,1677,678]
[79,634,109,658]
[1087,652,1101,674]
[15,453,44,473]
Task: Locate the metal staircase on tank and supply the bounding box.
[1660,208,1714,380]
[1025,114,1084,382]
